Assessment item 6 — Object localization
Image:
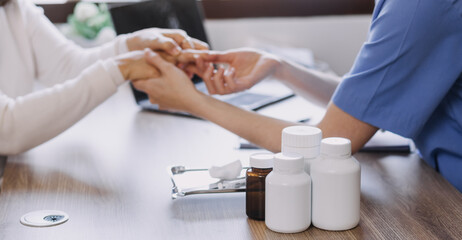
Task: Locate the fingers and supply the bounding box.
[143,66,161,79]
[181,64,197,79]
[212,66,239,95]
[162,30,209,51]
[150,35,182,56]
[180,37,194,49]
[192,39,209,50]
[144,49,173,72]
[162,31,194,50]
[195,55,204,73]
[212,66,226,94]
[177,50,225,63]
[128,64,160,81]
[176,49,210,63]
[118,50,163,80]
[132,79,159,106]
[177,50,221,79]
[183,62,210,79]
[128,28,210,58]
[223,67,236,91]
[202,63,216,94]
[203,65,242,95]
[203,51,234,63]
[157,51,178,64]
[199,63,240,95]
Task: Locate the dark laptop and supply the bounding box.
[110,0,294,116]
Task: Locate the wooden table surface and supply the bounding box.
[0,85,461,240]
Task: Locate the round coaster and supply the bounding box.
[20,210,69,227]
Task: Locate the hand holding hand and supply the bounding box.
[183,48,281,95]
[115,49,161,81]
[131,51,201,112]
[126,28,209,56]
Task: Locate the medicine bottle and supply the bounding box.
[246,153,274,220]
[265,153,311,233]
[282,126,322,174]
[311,137,361,231]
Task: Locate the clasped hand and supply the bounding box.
[115,28,208,81]
[118,29,280,113]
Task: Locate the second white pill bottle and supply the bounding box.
[311,137,361,231]
[282,126,322,174]
[265,153,311,233]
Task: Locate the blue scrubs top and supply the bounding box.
[332,0,462,191]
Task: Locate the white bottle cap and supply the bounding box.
[282,126,322,158]
[273,152,304,172]
[321,137,352,157]
[249,153,274,169]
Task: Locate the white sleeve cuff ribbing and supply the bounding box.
[93,34,130,60]
[102,59,125,86]
[116,34,130,54]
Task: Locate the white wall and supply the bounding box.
[204,15,371,75]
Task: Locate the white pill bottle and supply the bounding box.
[281,126,322,174]
[311,137,361,231]
[265,153,311,233]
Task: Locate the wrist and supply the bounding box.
[116,59,129,80]
[103,59,126,86]
[117,34,130,54]
[125,33,139,52]
[186,92,212,117]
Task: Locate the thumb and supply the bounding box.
[156,35,182,56]
[176,49,209,63]
[144,49,172,72]
[184,64,202,77]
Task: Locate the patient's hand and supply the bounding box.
[124,28,210,80]
[126,28,209,56]
[115,49,197,82]
[179,48,281,95]
[115,49,162,81]
[131,51,202,112]
[154,49,213,79]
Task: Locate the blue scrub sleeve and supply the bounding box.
[332,0,462,138]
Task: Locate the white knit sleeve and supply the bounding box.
[22,0,129,86]
[0,60,123,155]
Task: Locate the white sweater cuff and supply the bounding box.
[95,34,130,59]
[116,34,130,54]
[102,59,125,86]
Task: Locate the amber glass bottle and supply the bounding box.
[246,153,273,221]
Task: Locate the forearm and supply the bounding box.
[34,34,128,86]
[273,58,341,107]
[317,102,378,154]
[189,93,377,154]
[27,1,128,86]
[189,94,295,152]
[0,60,124,155]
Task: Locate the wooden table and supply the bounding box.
[0,85,461,239]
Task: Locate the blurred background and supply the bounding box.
[36,0,374,76]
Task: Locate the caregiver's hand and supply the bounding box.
[116,49,161,80]
[193,48,281,95]
[131,51,202,112]
[126,28,209,56]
